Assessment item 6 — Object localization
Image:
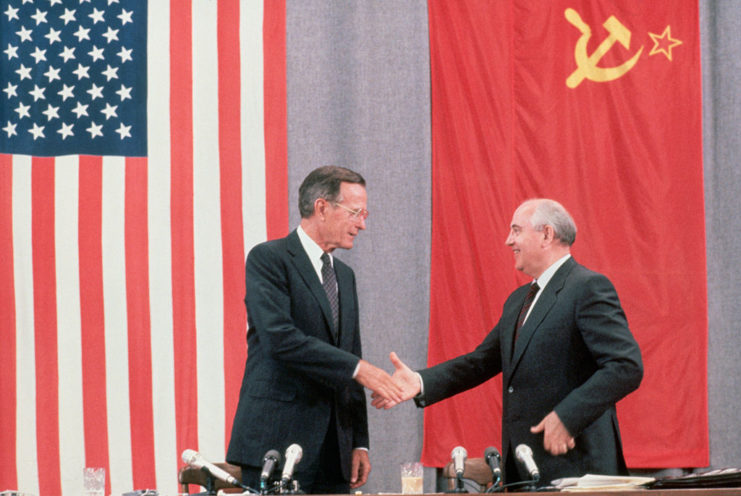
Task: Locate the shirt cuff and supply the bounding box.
[416,372,424,397]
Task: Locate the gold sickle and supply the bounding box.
[565,8,644,89]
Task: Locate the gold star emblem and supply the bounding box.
[648,26,682,61]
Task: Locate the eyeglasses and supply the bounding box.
[333,201,369,220]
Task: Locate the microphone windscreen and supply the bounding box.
[286,444,303,462]
[264,449,282,463]
[515,444,532,460]
[484,446,500,461]
[181,449,199,465]
[451,446,467,459]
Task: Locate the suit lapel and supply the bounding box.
[508,258,577,381]
[286,230,338,344]
[501,284,528,373]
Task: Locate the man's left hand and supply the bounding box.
[350,448,371,489]
[530,411,576,456]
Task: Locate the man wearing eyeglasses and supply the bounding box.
[227,166,400,494]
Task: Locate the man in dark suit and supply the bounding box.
[374,198,643,487]
[227,166,402,494]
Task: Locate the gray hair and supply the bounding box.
[298,166,366,218]
[523,198,577,246]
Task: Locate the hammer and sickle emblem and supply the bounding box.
[565,8,644,88]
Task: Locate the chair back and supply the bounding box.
[442,457,494,492]
[178,462,243,494]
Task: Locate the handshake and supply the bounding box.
[354,352,421,409]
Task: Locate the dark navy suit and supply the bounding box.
[227,230,368,490]
[417,258,643,486]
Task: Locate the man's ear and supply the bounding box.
[314,197,329,220]
[542,224,556,245]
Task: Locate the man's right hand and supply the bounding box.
[371,352,421,409]
[354,359,404,405]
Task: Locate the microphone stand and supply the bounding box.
[443,473,467,493]
[280,478,304,494]
[485,476,503,493]
[200,466,217,495]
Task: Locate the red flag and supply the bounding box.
[425,0,706,469]
[0,2,287,495]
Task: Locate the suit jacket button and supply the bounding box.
[507,386,514,393]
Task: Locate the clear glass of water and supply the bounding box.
[401,462,423,494]
[83,467,105,496]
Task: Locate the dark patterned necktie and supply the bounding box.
[321,253,339,334]
[515,282,540,339]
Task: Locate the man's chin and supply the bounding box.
[341,236,357,249]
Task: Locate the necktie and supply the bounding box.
[515,282,540,338]
[321,253,339,334]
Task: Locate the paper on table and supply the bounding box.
[552,473,655,491]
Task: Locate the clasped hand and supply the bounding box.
[369,352,420,409]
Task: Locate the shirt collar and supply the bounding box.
[534,253,571,290]
[297,225,331,279]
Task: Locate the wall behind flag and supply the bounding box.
[285,0,432,493]
[700,0,741,472]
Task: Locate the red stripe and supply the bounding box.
[125,158,156,488]
[170,0,199,459]
[217,0,247,447]
[31,157,61,496]
[0,155,18,490]
[78,156,111,491]
[263,0,288,239]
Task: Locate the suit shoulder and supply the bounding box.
[568,261,612,283]
[245,238,297,278]
[247,234,292,259]
[565,263,622,303]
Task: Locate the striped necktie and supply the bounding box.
[321,253,339,335]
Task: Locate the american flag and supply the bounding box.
[0,1,287,495]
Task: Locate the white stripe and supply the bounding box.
[147,1,179,494]
[13,156,39,496]
[192,0,226,461]
[241,0,268,251]
[54,156,86,496]
[101,156,133,496]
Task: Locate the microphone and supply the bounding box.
[181,449,245,489]
[484,446,502,481]
[260,449,282,483]
[515,444,540,482]
[451,446,467,477]
[281,444,303,484]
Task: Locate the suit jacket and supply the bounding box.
[226,230,368,482]
[418,257,643,486]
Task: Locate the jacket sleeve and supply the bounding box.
[417,322,504,407]
[349,276,369,449]
[554,273,643,437]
